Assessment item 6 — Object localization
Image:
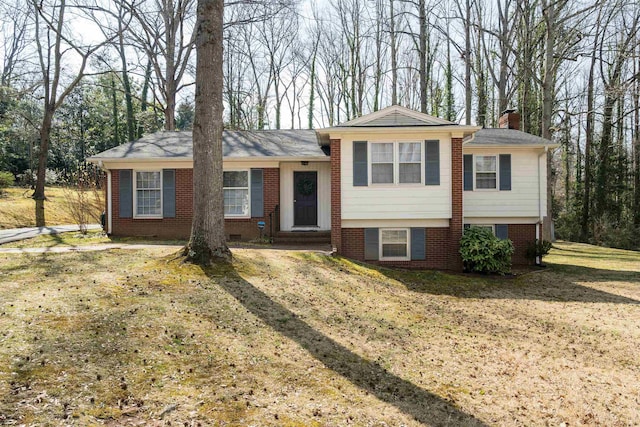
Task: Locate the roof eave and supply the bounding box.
[87,155,330,167]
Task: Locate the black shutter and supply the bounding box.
[425,140,440,185]
[495,224,509,240]
[162,169,176,218]
[463,154,473,191]
[499,154,511,191]
[353,141,368,186]
[250,169,264,217]
[364,228,379,260]
[119,170,133,218]
[410,228,426,260]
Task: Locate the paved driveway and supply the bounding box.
[0,224,102,245]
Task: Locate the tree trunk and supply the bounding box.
[464,0,471,124]
[581,45,596,240]
[419,0,427,114]
[33,107,54,227]
[390,0,397,106]
[634,44,640,227]
[185,0,230,264]
[541,0,555,241]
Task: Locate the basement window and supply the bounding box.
[380,228,410,261]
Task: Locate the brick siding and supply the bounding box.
[449,137,464,270]
[110,168,279,241]
[330,139,342,252]
[340,227,452,270]
[508,224,536,265]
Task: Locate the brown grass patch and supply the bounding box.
[0,241,638,425]
[0,186,102,229]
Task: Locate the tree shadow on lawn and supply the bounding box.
[203,265,487,427]
[347,260,640,305]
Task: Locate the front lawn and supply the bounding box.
[0,241,638,425]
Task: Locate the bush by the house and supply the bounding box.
[0,171,14,191]
[459,227,514,274]
[526,239,553,265]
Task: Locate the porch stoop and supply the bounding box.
[274,231,331,245]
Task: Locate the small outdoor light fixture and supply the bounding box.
[257,221,266,240]
[301,161,309,166]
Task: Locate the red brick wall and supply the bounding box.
[340,227,452,270]
[449,138,464,270]
[225,168,280,240]
[110,168,279,241]
[508,224,536,265]
[330,139,342,251]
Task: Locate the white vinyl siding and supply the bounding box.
[464,148,547,219]
[223,170,250,217]
[380,228,410,260]
[475,155,497,189]
[134,171,162,217]
[342,137,452,221]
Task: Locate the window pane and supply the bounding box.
[476,173,496,189]
[382,243,407,258]
[223,171,248,187]
[381,229,407,244]
[475,156,496,173]
[371,143,393,163]
[399,163,421,183]
[136,171,161,189]
[136,189,161,215]
[372,164,393,184]
[399,143,421,162]
[224,188,249,215]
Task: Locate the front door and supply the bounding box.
[293,171,318,226]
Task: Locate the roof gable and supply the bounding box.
[337,105,455,127]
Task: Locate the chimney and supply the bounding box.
[499,109,520,130]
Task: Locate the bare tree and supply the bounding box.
[30,0,115,226]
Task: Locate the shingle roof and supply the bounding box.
[467,128,556,146]
[89,130,328,160]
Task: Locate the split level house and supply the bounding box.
[89,105,558,270]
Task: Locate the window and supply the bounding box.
[471,224,495,234]
[380,228,410,260]
[370,142,422,185]
[475,155,497,189]
[223,170,249,217]
[135,171,162,217]
[399,142,421,183]
[371,143,394,184]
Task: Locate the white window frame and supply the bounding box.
[223,169,251,218]
[369,141,424,186]
[379,228,411,261]
[474,155,498,190]
[133,170,163,219]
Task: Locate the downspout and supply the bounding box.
[536,146,549,265]
[107,169,112,235]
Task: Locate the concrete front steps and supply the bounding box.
[274,231,331,245]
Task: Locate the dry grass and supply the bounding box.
[0,241,638,426]
[0,186,103,229]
